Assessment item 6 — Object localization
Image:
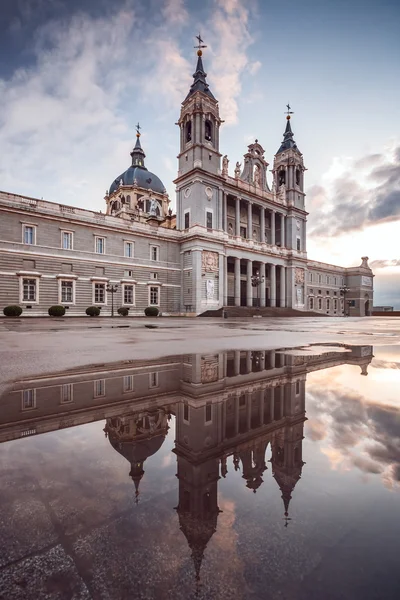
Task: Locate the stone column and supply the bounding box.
[235,394,240,435]
[270,386,275,421]
[218,189,223,231]
[280,266,286,308]
[246,393,252,430]
[224,193,228,232]
[220,253,227,306]
[281,214,285,247]
[235,197,241,237]
[271,211,276,245]
[247,202,253,239]
[270,264,276,307]
[270,350,276,369]
[260,263,266,307]
[246,351,252,373]
[193,249,203,312]
[260,207,265,243]
[280,385,285,418]
[247,260,253,307]
[259,389,264,427]
[234,257,241,307]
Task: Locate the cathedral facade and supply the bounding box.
[0,49,374,317]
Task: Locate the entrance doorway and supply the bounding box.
[240,280,247,306]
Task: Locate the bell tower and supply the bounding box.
[272,106,307,252]
[176,35,222,178]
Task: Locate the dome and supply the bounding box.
[109,165,166,195]
[109,133,166,195]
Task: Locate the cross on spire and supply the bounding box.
[194,33,207,56]
[135,122,141,137]
[284,103,294,117]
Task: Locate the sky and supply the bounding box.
[0,0,399,307]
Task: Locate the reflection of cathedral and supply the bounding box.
[0,344,374,582]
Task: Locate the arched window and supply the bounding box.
[185,121,192,143]
[205,119,212,142]
[278,169,286,186]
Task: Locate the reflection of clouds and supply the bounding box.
[307,386,400,489]
[371,359,400,370]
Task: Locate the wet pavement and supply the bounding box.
[0,333,399,599]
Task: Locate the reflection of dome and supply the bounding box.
[109,135,165,195]
[109,435,166,465]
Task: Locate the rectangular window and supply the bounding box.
[124,270,134,277]
[61,384,73,404]
[94,283,106,304]
[22,389,36,410]
[309,297,314,310]
[183,402,189,422]
[62,262,73,272]
[296,237,301,251]
[23,278,37,302]
[124,241,134,258]
[150,273,158,280]
[149,372,159,388]
[123,284,134,305]
[150,245,159,261]
[23,225,35,245]
[95,237,105,254]
[334,277,337,285]
[327,298,330,310]
[184,211,190,229]
[149,286,159,306]
[61,280,73,303]
[123,375,134,392]
[309,273,313,282]
[62,231,73,250]
[295,381,300,395]
[206,211,213,230]
[23,259,36,270]
[318,298,322,310]
[327,276,330,285]
[94,379,105,398]
[318,274,322,284]
[334,299,338,311]
[240,226,247,238]
[205,402,212,423]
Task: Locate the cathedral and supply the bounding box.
[0,44,374,316]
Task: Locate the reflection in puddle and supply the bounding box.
[0,344,399,599]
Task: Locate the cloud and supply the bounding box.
[370,259,400,269]
[308,384,400,488]
[162,0,189,25]
[308,144,400,237]
[208,0,258,124]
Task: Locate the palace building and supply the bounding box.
[0,45,374,317]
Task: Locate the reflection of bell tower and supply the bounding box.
[270,420,305,523]
[174,451,221,581]
[234,439,269,493]
[105,408,169,501]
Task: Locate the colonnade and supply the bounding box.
[226,257,287,308]
[223,195,286,247]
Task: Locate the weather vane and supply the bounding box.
[135,122,141,137]
[284,103,294,119]
[194,33,207,56]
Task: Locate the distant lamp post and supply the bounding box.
[106,283,118,317]
[251,269,265,307]
[340,285,350,316]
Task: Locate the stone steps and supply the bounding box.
[199,307,327,318]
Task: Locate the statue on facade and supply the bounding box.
[279,183,286,201]
[149,198,159,215]
[222,155,229,176]
[206,279,214,300]
[254,164,261,187]
[234,161,241,179]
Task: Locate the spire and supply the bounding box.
[185,34,215,100]
[129,461,145,504]
[276,105,300,154]
[130,122,146,167]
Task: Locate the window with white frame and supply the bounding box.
[94,283,106,304]
[123,375,134,392]
[309,297,314,310]
[326,298,330,310]
[22,389,36,410]
[124,241,134,258]
[60,280,74,303]
[184,211,190,229]
[23,224,36,245]
[318,297,322,310]
[61,384,73,403]
[150,245,159,261]
[334,298,338,311]
[95,237,105,254]
[123,284,135,305]
[318,274,322,284]
[61,231,73,250]
[149,372,159,388]
[149,286,159,306]
[94,379,105,398]
[309,273,313,282]
[150,272,158,280]
[334,277,337,285]
[296,237,301,251]
[22,278,37,302]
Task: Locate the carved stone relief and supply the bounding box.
[295,268,305,284]
[202,251,219,273]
